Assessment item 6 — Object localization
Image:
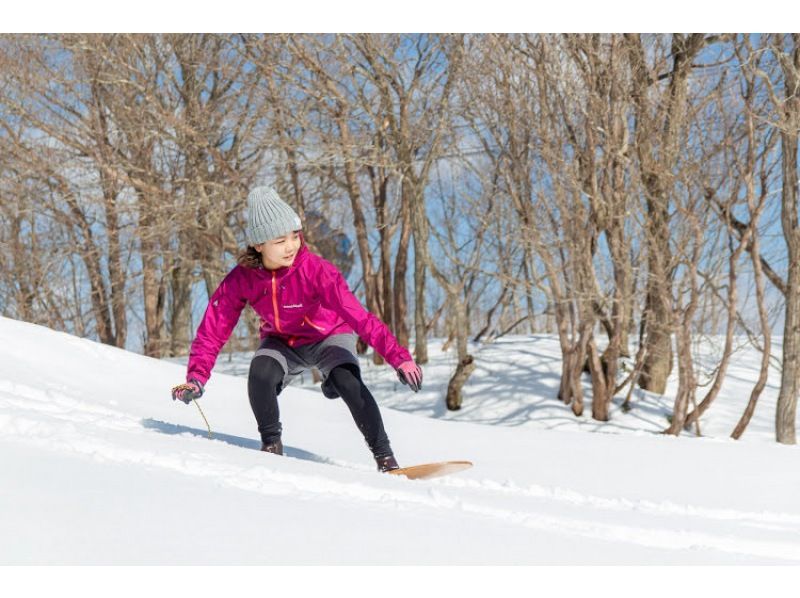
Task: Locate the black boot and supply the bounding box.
[375,454,400,472]
[260,439,283,455]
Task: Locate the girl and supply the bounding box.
[171,186,422,472]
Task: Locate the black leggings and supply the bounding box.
[247,355,393,458]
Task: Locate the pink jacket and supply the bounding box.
[186,242,413,386]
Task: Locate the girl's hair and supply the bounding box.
[237,246,262,269]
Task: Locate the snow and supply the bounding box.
[2,315,800,570]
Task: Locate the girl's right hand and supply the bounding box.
[171,379,204,404]
[397,361,423,392]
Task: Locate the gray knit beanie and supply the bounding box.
[246,186,303,246]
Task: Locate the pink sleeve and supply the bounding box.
[317,258,413,369]
[186,267,248,386]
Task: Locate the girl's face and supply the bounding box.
[255,231,302,270]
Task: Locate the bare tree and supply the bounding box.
[624,34,711,394]
[1,34,270,356]
[0,34,131,346]
[683,35,778,434]
[426,178,487,410]
[343,34,464,365]
[730,35,779,438]
[771,34,800,444]
[551,34,639,420]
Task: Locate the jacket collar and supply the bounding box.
[258,241,309,278]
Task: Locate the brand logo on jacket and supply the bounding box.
[283,303,304,309]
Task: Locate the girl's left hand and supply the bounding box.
[171,379,204,404]
[397,361,423,392]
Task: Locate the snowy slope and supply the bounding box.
[2,315,800,564]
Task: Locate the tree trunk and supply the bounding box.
[410,179,430,364]
[731,55,772,439]
[169,259,193,357]
[445,295,475,411]
[732,226,771,439]
[139,191,165,358]
[625,33,705,394]
[337,107,381,331]
[446,356,476,411]
[665,323,695,435]
[587,336,610,421]
[777,177,800,444]
[665,211,702,435]
[638,209,674,395]
[776,34,800,445]
[393,196,412,347]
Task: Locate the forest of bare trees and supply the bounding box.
[1,33,798,443]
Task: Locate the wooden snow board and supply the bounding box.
[387,461,473,480]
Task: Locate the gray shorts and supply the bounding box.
[253,332,361,398]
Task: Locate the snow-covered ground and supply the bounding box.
[2,315,800,566]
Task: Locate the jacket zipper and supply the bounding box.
[272,271,297,346]
[271,272,282,333]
